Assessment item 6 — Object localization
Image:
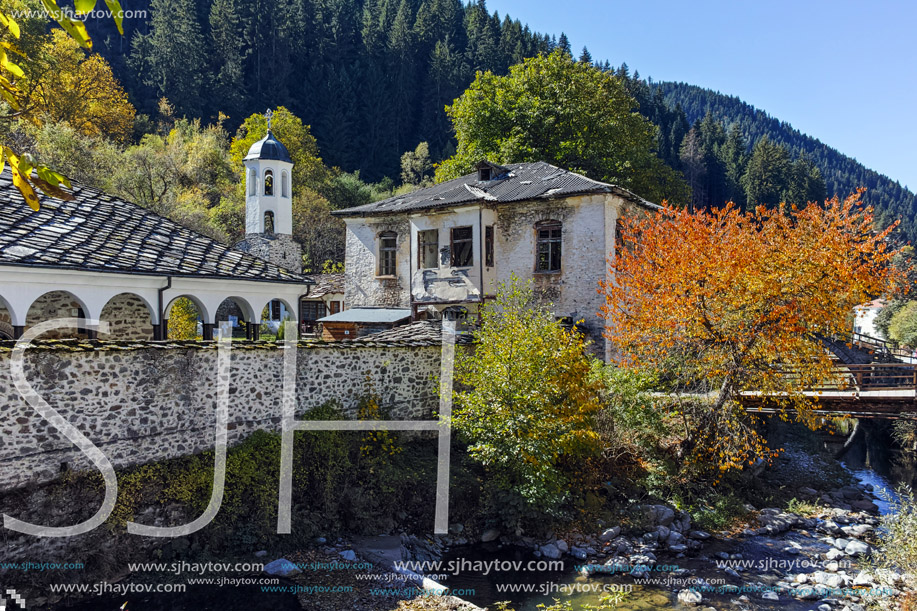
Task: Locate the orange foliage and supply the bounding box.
[600,192,901,471]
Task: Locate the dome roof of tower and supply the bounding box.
[244,130,293,163]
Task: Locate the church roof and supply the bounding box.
[332,161,659,217]
[244,130,293,163]
[0,171,310,284]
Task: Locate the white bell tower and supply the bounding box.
[236,109,302,273]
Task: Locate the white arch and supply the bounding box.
[214,295,257,325]
[26,290,95,326]
[100,292,157,320]
[99,292,157,339]
[164,294,211,323]
[256,296,298,324]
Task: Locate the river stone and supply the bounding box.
[666,531,685,546]
[823,573,846,588]
[600,526,621,541]
[845,539,870,556]
[875,568,903,586]
[339,550,357,561]
[669,544,687,553]
[761,591,779,601]
[656,525,670,541]
[677,589,702,606]
[655,505,676,527]
[794,573,808,583]
[540,543,562,559]
[818,605,832,611]
[556,539,569,553]
[481,528,501,542]
[839,485,862,500]
[569,546,588,560]
[689,530,711,540]
[833,537,850,550]
[263,558,301,577]
[853,571,874,586]
[851,499,879,513]
[798,486,818,496]
[826,548,844,560]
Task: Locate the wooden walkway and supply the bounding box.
[739,363,917,419]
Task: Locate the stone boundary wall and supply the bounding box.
[0,339,441,491]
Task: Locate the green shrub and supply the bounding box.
[875,485,917,588]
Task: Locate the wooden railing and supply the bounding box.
[842,331,915,362]
[776,362,917,392]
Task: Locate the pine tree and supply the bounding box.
[557,32,571,56]
[719,124,748,209]
[679,126,706,211]
[578,46,592,64]
[140,0,209,118]
[742,136,791,206]
[209,0,246,120]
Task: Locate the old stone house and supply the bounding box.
[332,160,659,358]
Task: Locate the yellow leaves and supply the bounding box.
[0,11,19,39]
[40,0,92,49]
[1,147,73,209]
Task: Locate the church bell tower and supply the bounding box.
[235,109,302,274]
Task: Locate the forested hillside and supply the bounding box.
[87,0,555,181]
[79,0,917,242]
[653,81,917,241]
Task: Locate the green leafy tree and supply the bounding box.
[888,301,917,348]
[168,297,201,340]
[0,0,126,208]
[741,135,791,206]
[230,106,331,193]
[452,276,603,530]
[400,141,432,186]
[436,50,689,204]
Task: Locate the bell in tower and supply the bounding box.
[235,109,302,274]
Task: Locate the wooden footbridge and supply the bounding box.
[739,333,917,419]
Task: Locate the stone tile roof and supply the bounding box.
[306,273,345,298]
[347,320,474,346]
[0,171,310,283]
[332,161,658,217]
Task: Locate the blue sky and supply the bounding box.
[487,0,917,190]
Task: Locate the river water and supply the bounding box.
[438,425,912,611]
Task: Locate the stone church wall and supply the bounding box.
[0,340,440,491]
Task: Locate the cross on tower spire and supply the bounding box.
[265,108,274,131]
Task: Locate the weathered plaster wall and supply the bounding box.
[0,341,440,491]
[494,193,624,352]
[344,217,412,308]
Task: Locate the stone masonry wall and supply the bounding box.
[0,341,440,491]
[99,293,155,340]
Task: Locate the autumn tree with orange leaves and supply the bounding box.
[600,192,901,473]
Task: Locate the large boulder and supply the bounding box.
[480,528,501,542]
[655,505,676,527]
[599,526,621,542]
[540,543,562,559]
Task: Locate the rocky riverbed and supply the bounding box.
[399,478,912,611]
